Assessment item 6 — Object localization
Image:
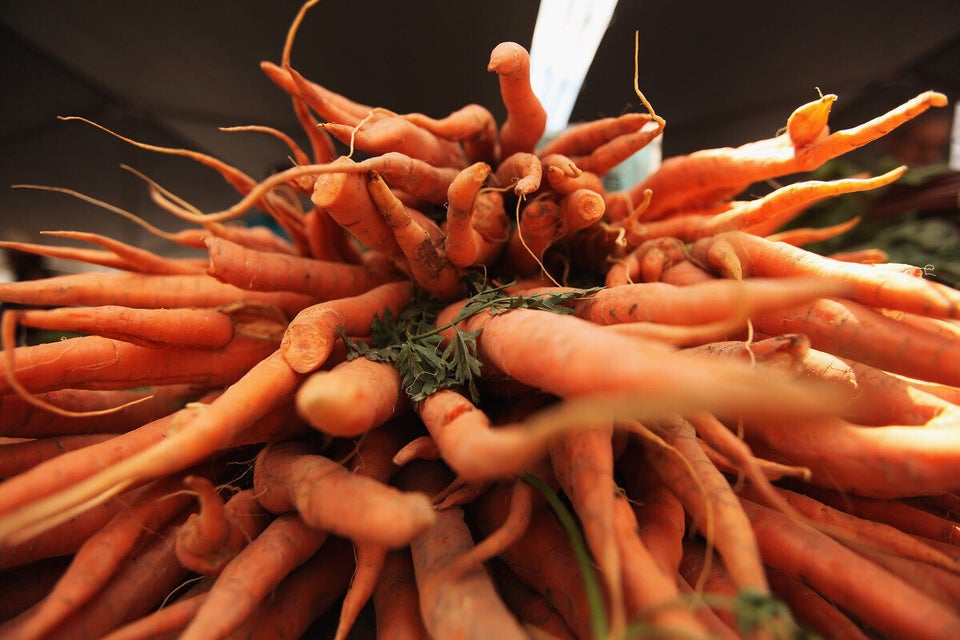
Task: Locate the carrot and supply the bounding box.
[40,230,208,274]
[470,481,597,640]
[763,216,864,247]
[252,439,436,548]
[754,296,960,388]
[204,234,393,301]
[6,473,193,640]
[334,420,412,640]
[176,511,327,640]
[1,328,281,396]
[494,151,543,197]
[23,517,191,640]
[0,493,129,570]
[572,118,664,178]
[676,539,743,635]
[617,441,686,576]
[0,350,305,544]
[365,172,465,299]
[548,424,626,634]
[0,434,115,479]
[0,271,314,318]
[610,491,708,637]
[626,90,947,220]
[442,478,535,578]
[321,115,468,169]
[765,567,870,640]
[487,41,547,159]
[281,280,412,373]
[296,356,406,437]
[398,459,529,640]
[633,416,770,594]
[442,162,494,268]
[575,276,853,328]
[221,535,355,640]
[11,303,280,350]
[0,236,204,276]
[260,61,373,126]
[692,230,960,319]
[373,549,428,640]
[542,156,606,196]
[504,196,562,277]
[392,434,442,467]
[624,166,904,245]
[785,91,836,149]
[539,112,653,158]
[175,478,270,576]
[743,410,960,499]
[740,496,960,640]
[450,306,845,426]
[489,560,579,640]
[402,103,499,164]
[99,589,210,640]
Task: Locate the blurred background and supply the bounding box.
[1,0,959,280]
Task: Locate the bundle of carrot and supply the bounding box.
[2,2,959,638]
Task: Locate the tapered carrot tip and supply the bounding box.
[787,93,836,149]
[487,41,528,75]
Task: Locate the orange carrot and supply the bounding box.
[541,155,606,196]
[296,356,406,437]
[549,423,626,633]
[321,116,468,169]
[442,162,494,268]
[626,90,947,220]
[504,196,562,277]
[366,172,465,300]
[6,474,193,640]
[494,151,543,197]
[572,118,664,178]
[281,280,412,373]
[22,517,191,640]
[12,303,276,349]
[633,416,770,594]
[178,511,325,640]
[0,434,115,479]
[402,103,499,164]
[470,482,596,640]
[539,112,653,158]
[0,236,204,276]
[0,385,204,438]
[489,560,579,640]
[222,535,355,640]
[487,42,547,159]
[741,496,960,640]
[692,230,960,319]
[204,234,393,301]
[373,549,428,640]
[252,439,436,548]
[99,589,210,640]
[175,478,270,576]
[1,329,281,395]
[398,459,528,640]
[0,271,313,318]
[611,491,708,636]
[333,420,412,640]
[765,567,871,640]
[260,61,373,126]
[40,230,208,274]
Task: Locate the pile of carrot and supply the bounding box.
[2,2,959,638]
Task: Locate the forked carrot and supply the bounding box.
[443,162,494,268]
[539,112,653,158]
[402,103,499,164]
[320,116,468,169]
[494,151,543,197]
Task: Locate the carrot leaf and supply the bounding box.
[341,282,600,403]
